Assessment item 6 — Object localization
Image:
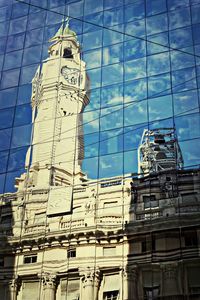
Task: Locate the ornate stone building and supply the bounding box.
[0,22,200,300]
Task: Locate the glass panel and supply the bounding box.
[30,0,48,13]
[20,64,39,85]
[167,0,190,10]
[147,32,169,55]
[85,88,100,112]
[104,6,123,27]
[9,16,27,35]
[124,57,146,81]
[0,150,8,174]
[0,21,9,37]
[82,30,102,51]
[180,138,200,168]
[175,113,200,140]
[124,124,147,151]
[192,24,200,45]
[99,152,123,178]
[102,63,123,86]
[0,54,3,70]
[172,67,197,93]
[100,128,123,156]
[6,33,25,52]
[124,1,145,23]
[0,173,5,194]
[0,107,15,129]
[83,110,100,134]
[69,0,84,17]
[191,4,200,24]
[0,5,11,21]
[103,24,124,46]
[87,68,101,89]
[11,124,32,148]
[124,150,138,174]
[49,0,65,8]
[0,87,17,109]
[1,69,20,89]
[102,43,123,66]
[124,100,148,126]
[146,13,168,35]
[124,39,146,61]
[148,95,173,122]
[22,45,42,66]
[101,83,123,107]
[3,50,23,70]
[0,36,6,54]
[147,52,170,76]
[104,0,123,10]
[84,12,103,33]
[168,8,191,30]
[148,72,171,98]
[7,146,28,172]
[11,2,29,18]
[84,132,99,158]
[173,90,199,116]
[28,11,46,30]
[17,84,32,105]
[169,27,193,49]
[100,105,123,131]
[171,50,195,71]
[84,0,103,14]
[83,48,102,69]
[14,104,32,127]
[25,27,44,47]
[0,128,12,151]
[82,156,98,178]
[146,0,167,16]
[46,6,65,25]
[124,78,147,103]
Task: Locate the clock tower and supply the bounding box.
[16,20,90,193]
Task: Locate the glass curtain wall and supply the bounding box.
[0,0,200,192]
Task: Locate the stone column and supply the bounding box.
[8,278,19,300]
[42,273,57,300]
[161,263,179,297]
[81,268,101,300]
[122,266,138,300]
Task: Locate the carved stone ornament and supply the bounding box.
[81,268,101,288]
[41,273,57,289]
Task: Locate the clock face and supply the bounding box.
[61,66,80,85]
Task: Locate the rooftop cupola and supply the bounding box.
[48,17,80,60]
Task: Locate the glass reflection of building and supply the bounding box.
[0,0,200,299]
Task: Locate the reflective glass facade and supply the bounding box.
[0,1,200,300]
[0,0,200,193]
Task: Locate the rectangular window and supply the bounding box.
[184,230,198,247]
[0,257,4,267]
[143,195,158,209]
[67,249,76,258]
[144,286,159,299]
[103,290,119,300]
[23,254,37,264]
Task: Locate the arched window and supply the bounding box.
[63,48,73,58]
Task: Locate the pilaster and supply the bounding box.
[41,272,57,300]
[80,267,101,300]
